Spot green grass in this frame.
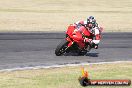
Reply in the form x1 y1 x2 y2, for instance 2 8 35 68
0 62 132 88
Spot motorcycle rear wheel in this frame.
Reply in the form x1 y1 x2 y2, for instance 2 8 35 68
78 44 91 56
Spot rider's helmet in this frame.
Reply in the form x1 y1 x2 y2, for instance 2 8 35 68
89 16 95 20
86 16 96 28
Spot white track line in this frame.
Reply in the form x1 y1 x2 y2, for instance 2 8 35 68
0 61 131 72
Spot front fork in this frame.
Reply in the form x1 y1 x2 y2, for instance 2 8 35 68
66 35 74 47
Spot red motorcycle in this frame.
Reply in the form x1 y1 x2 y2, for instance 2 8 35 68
55 24 102 56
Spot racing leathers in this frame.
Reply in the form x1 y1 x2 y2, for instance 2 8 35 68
74 20 101 49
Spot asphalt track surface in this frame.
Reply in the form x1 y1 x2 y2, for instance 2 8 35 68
0 32 132 70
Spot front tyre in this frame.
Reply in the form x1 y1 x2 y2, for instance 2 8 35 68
55 39 69 56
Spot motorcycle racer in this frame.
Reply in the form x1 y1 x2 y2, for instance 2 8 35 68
73 16 102 49
55 16 103 56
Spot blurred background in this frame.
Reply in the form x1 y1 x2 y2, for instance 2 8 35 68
0 0 132 32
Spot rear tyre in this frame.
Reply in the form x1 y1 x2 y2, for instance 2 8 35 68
86 44 91 52
55 39 69 56
78 44 91 56
78 50 87 56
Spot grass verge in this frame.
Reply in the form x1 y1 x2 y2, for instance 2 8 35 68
0 61 132 88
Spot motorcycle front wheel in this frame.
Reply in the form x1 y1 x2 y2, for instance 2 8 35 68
55 39 69 56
